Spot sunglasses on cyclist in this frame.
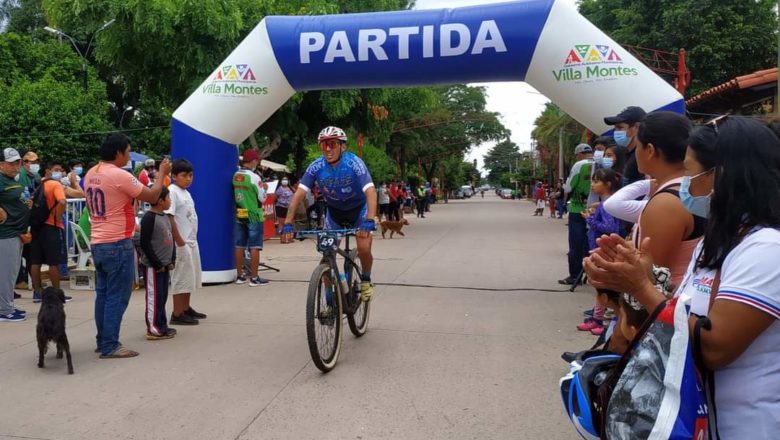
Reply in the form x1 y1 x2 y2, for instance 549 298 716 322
319 140 343 152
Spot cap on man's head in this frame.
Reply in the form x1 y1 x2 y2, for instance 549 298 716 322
604 106 647 125
2 148 22 163
144 158 155 167
242 149 260 163
23 151 38 162
574 144 593 155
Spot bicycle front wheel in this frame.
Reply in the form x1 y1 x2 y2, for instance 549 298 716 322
306 263 342 372
345 250 371 337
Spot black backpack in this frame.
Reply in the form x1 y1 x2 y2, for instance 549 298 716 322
29 178 54 229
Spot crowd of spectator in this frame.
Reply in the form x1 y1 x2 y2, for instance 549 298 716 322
557 107 780 438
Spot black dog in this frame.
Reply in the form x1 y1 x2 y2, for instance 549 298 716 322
37 287 73 374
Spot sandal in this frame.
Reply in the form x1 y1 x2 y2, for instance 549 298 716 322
99 346 139 359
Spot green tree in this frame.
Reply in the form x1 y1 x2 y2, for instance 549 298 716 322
483 139 520 184
579 0 777 95
0 32 112 161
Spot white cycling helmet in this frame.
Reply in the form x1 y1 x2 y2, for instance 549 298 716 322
318 126 348 143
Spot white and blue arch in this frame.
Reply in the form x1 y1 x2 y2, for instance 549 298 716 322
172 0 684 282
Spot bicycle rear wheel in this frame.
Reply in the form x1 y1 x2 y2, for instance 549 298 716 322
345 250 370 337
306 263 342 372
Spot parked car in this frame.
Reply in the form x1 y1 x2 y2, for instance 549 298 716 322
461 185 474 198
453 189 465 199
499 188 513 199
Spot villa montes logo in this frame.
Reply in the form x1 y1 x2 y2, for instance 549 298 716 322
202 63 269 97
553 44 638 83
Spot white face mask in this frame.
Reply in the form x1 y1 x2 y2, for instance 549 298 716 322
281 179 289 186
593 150 605 163
29 164 40 174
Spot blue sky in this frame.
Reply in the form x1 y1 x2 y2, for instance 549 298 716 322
413 0 578 170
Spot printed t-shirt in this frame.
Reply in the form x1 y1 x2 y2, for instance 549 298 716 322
298 152 373 211
233 169 266 223
165 184 198 245
43 179 66 229
676 228 780 438
85 163 144 244
0 173 29 239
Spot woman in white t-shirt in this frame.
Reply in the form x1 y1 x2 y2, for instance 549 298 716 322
584 116 780 437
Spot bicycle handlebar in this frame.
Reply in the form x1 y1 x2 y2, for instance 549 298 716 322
295 228 359 238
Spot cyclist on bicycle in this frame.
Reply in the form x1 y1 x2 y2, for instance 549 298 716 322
281 126 378 302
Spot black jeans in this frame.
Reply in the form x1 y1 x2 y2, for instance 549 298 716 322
567 212 589 279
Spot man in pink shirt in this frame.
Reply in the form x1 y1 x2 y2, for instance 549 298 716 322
85 133 171 359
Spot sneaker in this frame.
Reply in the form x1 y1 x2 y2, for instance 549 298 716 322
146 331 175 341
184 307 207 319
583 308 594 317
14 308 26 316
360 281 374 302
590 326 605 336
15 281 28 290
32 291 42 303
604 309 616 320
249 277 269 287
318 305 336 326
576 318 602 332
558 276 582 286
235 276 248 285
0 310 27 322
13 291 21 299
63 295 73 303
170 313 199 326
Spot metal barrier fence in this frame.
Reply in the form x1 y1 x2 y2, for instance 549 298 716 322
65 198 87 264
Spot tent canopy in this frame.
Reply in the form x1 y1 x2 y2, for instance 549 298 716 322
261 159 290 173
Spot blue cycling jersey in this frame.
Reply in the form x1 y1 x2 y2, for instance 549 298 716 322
299 152 374 211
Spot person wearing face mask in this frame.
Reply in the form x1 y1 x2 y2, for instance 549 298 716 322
29 160 71 304
274 175 294 243
67 159 84 189
603 106 646 187
14 151 40 293
584 117 780 438
0 148 29 322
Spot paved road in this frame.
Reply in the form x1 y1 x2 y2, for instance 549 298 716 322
0 194 594 440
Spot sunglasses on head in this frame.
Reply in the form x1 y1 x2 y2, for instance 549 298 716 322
706 114 729 134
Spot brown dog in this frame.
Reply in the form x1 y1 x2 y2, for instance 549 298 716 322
380 219 409 239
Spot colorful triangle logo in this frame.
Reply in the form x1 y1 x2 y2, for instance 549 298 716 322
606 50 622 61
585 47 602 62
243 68 256 81
575 45 590 58
564 49 582 65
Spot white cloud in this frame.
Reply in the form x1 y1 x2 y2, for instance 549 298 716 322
413 0 577 172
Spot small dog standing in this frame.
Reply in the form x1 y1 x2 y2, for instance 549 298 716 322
37 287 73 374
380 219 409 239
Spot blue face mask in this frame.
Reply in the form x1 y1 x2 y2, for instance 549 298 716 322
679 175 711 218
51 171 63 180
602 158 614 169
613 130 630 147
74 166 83 176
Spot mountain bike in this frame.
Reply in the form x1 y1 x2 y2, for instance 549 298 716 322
296 228 371 372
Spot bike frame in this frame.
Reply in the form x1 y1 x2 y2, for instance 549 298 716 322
298 228 361 310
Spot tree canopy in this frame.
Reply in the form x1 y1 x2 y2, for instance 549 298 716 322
579 0 777 96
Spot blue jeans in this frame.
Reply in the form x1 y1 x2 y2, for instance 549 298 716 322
567 212 589 280
234 221 264 250
93 239 135 355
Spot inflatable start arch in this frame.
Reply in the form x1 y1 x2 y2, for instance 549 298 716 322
171 0 684 282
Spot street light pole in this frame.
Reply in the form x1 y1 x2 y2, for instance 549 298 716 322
44 19 115 91
120 106 134 129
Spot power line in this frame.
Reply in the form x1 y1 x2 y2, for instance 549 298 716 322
0 125 169 142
